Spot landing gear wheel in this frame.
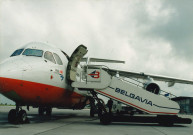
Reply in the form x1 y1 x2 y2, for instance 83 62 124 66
18 110 28 123
8 109 17 123
100 113 112 125
8 108 29 124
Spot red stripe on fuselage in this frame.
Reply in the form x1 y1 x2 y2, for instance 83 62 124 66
0 77 86 107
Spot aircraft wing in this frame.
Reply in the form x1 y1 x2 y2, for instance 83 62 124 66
107 68 193 86
80 57 193 86
81 57 125 64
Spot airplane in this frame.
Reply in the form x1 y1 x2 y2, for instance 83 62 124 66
0 42 193 124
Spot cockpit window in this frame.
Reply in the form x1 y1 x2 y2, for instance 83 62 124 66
23 49 43 57
53 53 63 65
10 49 24 57
44 51 56 64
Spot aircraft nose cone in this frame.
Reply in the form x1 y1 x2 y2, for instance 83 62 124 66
0 59 23 80
0 61 23 102
0 59 23 95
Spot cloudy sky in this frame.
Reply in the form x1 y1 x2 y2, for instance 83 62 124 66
1 0 193 103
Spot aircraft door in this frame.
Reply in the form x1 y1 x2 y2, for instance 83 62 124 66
66 45 88 82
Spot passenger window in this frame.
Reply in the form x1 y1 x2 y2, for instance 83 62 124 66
44 51 56 64
10 49 24 57
53 53 63 65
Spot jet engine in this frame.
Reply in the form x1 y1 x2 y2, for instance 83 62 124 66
143 78 160 95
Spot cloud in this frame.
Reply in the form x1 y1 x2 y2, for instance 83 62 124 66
141 0 193 61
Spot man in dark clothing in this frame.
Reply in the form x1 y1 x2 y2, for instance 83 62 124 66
107 99 113 114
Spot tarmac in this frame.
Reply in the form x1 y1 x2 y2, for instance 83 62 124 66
0 106 193 135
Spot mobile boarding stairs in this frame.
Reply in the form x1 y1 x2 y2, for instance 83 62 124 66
67 45 192 126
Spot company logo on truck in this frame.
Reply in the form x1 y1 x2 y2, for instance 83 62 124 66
115 88 153 106
88 70 100 79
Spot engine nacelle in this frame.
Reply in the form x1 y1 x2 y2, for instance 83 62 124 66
144 82 160 95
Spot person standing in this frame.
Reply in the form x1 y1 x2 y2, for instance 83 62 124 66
107 98 113 114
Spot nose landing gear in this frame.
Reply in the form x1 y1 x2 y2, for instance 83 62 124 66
8 105 29 124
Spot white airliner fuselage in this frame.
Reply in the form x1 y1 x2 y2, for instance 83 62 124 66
0 42 89 112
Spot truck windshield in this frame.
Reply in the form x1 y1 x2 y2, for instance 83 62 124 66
22 49 43 57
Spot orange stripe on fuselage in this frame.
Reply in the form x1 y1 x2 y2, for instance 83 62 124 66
0 77 86 107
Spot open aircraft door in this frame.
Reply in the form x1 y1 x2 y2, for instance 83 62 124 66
66 45 88 83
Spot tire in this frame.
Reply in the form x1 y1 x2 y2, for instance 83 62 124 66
8 109 17 123
18 110 27 123
100 113 112 125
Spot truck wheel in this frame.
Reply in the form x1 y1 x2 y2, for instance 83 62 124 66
100 113 112 125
